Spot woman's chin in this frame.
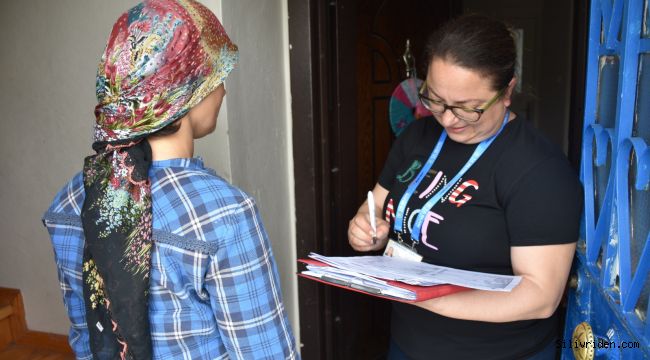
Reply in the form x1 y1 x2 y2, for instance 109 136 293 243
446 130 474 144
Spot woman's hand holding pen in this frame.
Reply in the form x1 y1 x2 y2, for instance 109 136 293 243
348 185 390 251
348 202 390 252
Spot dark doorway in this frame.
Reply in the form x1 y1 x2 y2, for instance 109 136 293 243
289 1 458 358
354 0 461 200
289 1 586 359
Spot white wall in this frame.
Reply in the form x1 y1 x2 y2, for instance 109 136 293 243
0 0 299 343
0 0 141 334
220 0 300 346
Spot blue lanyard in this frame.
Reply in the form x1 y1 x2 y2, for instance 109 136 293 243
393 111 510 242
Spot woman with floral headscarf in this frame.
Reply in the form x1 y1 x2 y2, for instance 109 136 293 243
42 1 299 359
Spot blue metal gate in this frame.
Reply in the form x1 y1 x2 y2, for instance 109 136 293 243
562 0 650 358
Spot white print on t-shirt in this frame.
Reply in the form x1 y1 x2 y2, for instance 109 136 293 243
408 208 444 250
421 169 479 207
385 198 395 222
419 170 444 199
392 168 481 251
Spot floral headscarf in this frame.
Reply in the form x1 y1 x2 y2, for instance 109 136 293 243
80 1 237 358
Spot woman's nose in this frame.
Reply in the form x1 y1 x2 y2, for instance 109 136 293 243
439 109 459 126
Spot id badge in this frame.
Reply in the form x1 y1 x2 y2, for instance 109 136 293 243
383 239 423 262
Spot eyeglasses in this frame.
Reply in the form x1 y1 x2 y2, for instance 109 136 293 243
417 83 505 123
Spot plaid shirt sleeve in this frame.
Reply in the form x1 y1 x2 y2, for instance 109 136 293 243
205 196 299 360
42 175 93 360
46 220 93 360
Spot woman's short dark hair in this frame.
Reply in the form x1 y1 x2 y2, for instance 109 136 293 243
424 14 516 91
151 119 181 137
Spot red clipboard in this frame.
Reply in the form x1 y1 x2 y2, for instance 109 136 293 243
298 258 470 303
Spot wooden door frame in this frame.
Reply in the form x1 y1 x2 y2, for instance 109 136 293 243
288 1 329 357
568 0 589 168
288 0 358 358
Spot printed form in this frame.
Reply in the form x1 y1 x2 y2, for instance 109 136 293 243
306 252 521 292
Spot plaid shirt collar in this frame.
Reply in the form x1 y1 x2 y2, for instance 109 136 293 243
151 157 206 170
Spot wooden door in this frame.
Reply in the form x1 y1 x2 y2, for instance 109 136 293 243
355 0 460 202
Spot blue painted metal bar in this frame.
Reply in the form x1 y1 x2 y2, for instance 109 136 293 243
580 5 603 276
606 0 624 50
582 1 606 266
616 138 649 312
640 38 650 52
566 0 650 357
582 125 614 263
599 44 622 55
601 0 613 39
622 201 650 313
614 0 642 302
585 4 604 133
615 0 641 146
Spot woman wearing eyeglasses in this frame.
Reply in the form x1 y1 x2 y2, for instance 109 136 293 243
348 14 581 360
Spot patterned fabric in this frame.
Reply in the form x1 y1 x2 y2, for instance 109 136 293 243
82 1 238 358
389 78 430 136
43 158 299 360
93 0 237 142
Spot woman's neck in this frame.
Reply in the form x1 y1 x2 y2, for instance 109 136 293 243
147 117 194 161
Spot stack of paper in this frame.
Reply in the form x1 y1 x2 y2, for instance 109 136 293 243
306 252 521 292
303 264 418 300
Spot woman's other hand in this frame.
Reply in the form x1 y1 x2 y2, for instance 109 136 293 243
348 185 390 252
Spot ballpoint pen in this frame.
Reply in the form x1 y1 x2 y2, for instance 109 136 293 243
367 191 377 245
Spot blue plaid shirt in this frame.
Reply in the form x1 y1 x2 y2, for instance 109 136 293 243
42 158 299 360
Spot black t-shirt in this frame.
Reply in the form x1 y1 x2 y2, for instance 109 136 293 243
378 115 581 360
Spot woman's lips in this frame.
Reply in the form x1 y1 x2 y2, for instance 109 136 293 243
447 125 467 133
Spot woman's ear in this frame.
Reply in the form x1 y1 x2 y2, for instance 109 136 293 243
503 77 517 107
